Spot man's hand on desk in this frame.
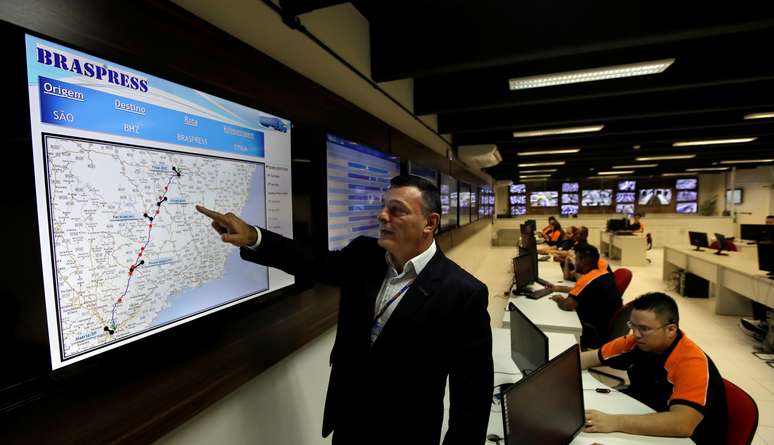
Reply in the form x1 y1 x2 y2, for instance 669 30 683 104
584 409 619 433
545 283 571 293
550 294 578 311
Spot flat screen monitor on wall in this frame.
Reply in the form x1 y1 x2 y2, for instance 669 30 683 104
726 188 743 205
562 194 578 204
676 191 697 202
616 192 635 203
561 205 578 216
530 191 559 207
581 189 612 206
562 182 579 193
510 183 526 194
511 206 527 216
676 202 698 214
618 180 636 191
407 161 438 185
25 34 295 369
510 195 526 205
459 183 471 226
440 173 458 229
639 188 672 205
327 134 400 250
616 204 635 214
675 178 697 190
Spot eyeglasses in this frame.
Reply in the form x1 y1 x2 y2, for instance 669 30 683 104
626 320 673 335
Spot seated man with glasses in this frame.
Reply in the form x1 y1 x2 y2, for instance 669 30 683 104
579 292 727 445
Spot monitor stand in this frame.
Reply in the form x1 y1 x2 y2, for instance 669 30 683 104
693 245 703 251
714 250 729 256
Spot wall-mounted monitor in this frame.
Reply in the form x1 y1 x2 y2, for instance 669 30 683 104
676 202 698 214
440 173 458 229
25 34 296 369
510 183 526 194
616 192 635 203
581 189 613 206
561 205 579 216
407 161 438 185
459 183 471 226
675 178 697 190
530 191 559 207
616 204 635 214
618 180 636 191
327 135 399 250
511 205 527 216
562 182 579 192
510 195 527 205
562 194 579 204
726 188 743 204
676 191 697 202
639 188 672 205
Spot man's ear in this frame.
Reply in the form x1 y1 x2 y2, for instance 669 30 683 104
426 213 441 235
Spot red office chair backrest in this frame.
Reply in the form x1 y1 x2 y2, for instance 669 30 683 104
613 268 632 297
709 240 738 252
724 378 758 445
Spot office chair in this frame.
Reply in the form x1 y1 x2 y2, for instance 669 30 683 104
612 268 632 298
607 303 634 341
724 378 758 445
709 239 738 252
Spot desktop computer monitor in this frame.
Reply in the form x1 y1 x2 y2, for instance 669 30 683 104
758 241 774 278
741 224 774 243
689 231 709 251
520 224 537 252
501 345 584 445
509 305 548 374
513 253 535 291
525 219 537 234
519 246 539 287
714 233 730 256
606 218 628 232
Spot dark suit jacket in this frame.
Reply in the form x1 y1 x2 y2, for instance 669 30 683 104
240 231 493 445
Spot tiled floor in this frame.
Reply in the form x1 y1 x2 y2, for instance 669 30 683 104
470 245 774 445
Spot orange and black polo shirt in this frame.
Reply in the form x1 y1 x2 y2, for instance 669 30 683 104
568 263 621 349
598 331 727 445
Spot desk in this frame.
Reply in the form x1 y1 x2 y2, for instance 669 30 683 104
600 231 649 267
663 245 774 315
503 295 583 342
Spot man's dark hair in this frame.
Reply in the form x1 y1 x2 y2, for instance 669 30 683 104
575 243 599 263
548 216 557 223
631 292 679 326
634 212 643 218
389 175 442 216
767 215 774 220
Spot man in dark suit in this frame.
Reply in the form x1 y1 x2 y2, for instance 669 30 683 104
196 175 493 445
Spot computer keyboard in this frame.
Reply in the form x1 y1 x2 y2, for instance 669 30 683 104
536 278 550 287
526 288 552 299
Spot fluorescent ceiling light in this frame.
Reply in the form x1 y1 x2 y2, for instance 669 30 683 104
519 169 558 173
519 174 552 179
518 161 566 167
517 148 581 156
513 125 604 138
672 137 757 147
598 170 634 175
612 164 658 169
635 154 695 161
520 178 550 182
744 112 774 120
685 167 729 172
662 172 697 177
719 159 774 164
508 59 675 90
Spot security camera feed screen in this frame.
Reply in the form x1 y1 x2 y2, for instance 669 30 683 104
440 173 458 229
530 191 559 207
616 192 635 203
616 204 635 214
561 205 579 215
676 202 698 214
618 180 636 191
562 194 579 204
675 178 697 190
639 188 672 205
581 189 613 206
510 195 527 205
510 184 526 194
676 191 697 202
511 205 527 216
562 182 579 192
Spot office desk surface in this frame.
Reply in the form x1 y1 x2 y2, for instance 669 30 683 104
504 295 583 341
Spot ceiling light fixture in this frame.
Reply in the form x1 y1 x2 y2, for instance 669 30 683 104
662 172 697 177
519 169 558 173
719 159 774 164
508 59 675 90
517 148 581 156
512 125 604 138
598 170 634 175
744 112 774 120
685 167 730 172
672 137 757 147
517 161 566 167
519 174 552 179
612 164 658 169
635 154 695 161
520 178 550 183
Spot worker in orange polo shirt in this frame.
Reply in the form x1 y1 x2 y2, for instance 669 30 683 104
629 212 645 233
547 244 621 348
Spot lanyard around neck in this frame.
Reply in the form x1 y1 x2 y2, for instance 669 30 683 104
373 279 415 323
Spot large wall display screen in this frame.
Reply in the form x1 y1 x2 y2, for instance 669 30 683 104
440 173 458 229
26 35 294 369
327 134 399 250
